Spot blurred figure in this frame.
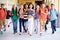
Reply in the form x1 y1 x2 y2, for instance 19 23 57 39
11 5 18 34
45 5 51 31
49 4 58 34
23 4 28 32
0 4 6 35
39 3 48 36
27 3 35 36
34 5 40 34
18 5 26 35
6 10 11 27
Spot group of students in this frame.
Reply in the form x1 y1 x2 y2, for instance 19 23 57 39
0 3 58 36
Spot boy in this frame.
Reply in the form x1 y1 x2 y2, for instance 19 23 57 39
49 4 58 34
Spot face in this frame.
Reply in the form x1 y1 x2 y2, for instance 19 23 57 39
51 5 54 9
25 4 28 8
20 5 23 9
36 5 39 9
36 5 40 11
1 5 4 8
29 4 33 9
42 4 46 8
12 4 16 9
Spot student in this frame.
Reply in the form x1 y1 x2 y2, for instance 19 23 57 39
45 5 50 31
27 3 35 36
6 9 11 27
49 4 58 34
34 5 40 34
18 5 26 35
11 5 18 34
39 3 48 35
0 4 6 35
23 4 28 32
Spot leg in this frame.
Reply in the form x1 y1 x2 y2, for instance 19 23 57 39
12 19 17 34
51 21 54 34
45 20 47 31
19 18 22 32
14 19 18 33
53 20 56 31
22 19 26 32
0 20 2 31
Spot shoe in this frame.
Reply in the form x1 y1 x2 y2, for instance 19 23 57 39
29 34 32 36
45 28 47 32
40 32 42 36
19 32 21 35
0 31 3 35
8 25 10 27
4 29 6 32
52 31 54 34
13 32 17 34
54 29 56 31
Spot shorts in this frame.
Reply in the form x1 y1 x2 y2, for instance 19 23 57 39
0 19 5 29
40 19 46 26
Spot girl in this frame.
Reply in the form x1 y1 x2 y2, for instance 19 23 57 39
23 4 28 32
39 3 48 35
34 5 40 34
27 3 35 36
11 5 18 34
19 5 26 35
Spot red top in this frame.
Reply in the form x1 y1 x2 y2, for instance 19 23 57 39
39 7 48 21
0 8 6 20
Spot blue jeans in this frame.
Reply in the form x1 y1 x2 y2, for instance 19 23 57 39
19 18 26 32
12 19 18 33
51 20 56 33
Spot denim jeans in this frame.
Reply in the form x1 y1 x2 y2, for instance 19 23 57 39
12 19 18 33
51 20 56 32
19 18 26 32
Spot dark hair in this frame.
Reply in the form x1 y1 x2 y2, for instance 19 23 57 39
1 4 4 6
24 4 28 9
28 3 34 9
35 5 39 12
51 4 54 6
46 5 49 8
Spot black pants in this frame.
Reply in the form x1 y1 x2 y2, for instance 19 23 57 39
19 18 26 32
45 19 49 31
51 20 56 33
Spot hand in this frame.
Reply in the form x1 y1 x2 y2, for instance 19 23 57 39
12 14 14 16
17 13 19 16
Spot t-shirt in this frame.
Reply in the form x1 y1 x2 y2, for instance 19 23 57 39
28 9 34 15
11 9 18 20
0 8 6 20
39 7 48 21
35 11 39 19
49 9 57 21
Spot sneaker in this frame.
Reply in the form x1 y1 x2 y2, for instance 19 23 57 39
40 32 42 36
0 31 3 35
52 31 54 34
8 25 10 27
54 29 56 31
19 32 21 35
4 27 6 32
13 31 17 34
